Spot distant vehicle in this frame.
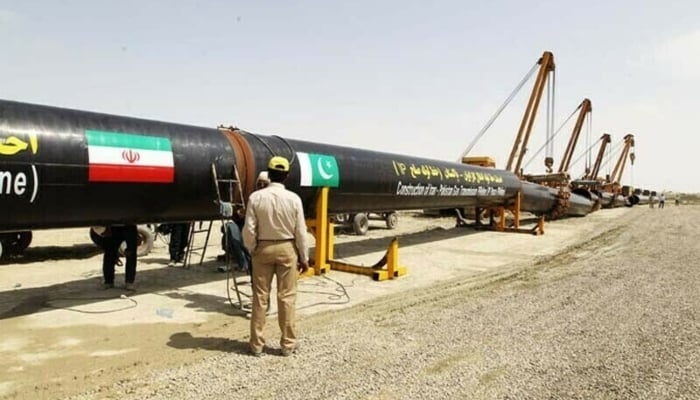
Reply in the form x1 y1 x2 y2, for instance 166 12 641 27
332 212 398 236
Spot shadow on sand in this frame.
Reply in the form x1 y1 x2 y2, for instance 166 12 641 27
167 332 250 354
0 222 483 320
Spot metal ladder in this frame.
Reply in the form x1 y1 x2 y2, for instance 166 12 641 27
182 164 245 268
183 220 214 268
210 163 252 311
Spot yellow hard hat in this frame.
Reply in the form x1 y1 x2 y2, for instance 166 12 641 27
268 156 290 172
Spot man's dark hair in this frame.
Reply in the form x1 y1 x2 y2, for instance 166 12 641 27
268 169 288 183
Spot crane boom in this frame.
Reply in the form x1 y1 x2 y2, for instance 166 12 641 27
587 133 611 180
570 133 639 209
609 134 635 186
558 98 592 173
506 51 556 175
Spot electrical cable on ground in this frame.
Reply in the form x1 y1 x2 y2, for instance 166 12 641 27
296 274 353 311
299 274 353 304
42 294 138 314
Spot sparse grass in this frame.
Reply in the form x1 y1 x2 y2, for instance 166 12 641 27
479 367 507 386
423 350 483 374
679 192 700 205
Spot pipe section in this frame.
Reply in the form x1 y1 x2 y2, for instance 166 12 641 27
0 99 594 231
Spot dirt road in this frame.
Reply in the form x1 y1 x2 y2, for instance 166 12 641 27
2 206 698 399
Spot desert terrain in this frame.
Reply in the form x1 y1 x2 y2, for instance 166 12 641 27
0 205 698 399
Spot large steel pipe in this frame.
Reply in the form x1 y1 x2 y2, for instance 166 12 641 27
600 192 616 208
601 192 637 208
568 188 602 213
0 99 592 232
0 100 235 230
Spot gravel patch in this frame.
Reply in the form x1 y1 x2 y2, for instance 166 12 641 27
66 206 700 399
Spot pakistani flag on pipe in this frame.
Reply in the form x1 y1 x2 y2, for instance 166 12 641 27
297 152 339 187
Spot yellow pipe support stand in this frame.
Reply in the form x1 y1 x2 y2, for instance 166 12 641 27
505 191 545 235
329 238 407 281
513 191 521 230
305 186 407 281
468 191 545 235
305 186 331 276
374 237 408 281
536 216 545 235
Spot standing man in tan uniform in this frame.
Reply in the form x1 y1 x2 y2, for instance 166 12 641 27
243 156 309 357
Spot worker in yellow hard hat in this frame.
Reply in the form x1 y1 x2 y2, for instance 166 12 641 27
242 155 309 357
267 156 290 173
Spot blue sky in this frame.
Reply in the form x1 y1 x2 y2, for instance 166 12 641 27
1 0 698 192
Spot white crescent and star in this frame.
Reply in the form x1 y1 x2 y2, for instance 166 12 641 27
317 158 334 179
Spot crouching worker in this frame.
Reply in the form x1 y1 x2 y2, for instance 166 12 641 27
243 156 309 357
217 171 270 272
218 217 251 274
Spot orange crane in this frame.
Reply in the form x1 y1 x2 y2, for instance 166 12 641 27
583 133 611 182
604 134 635 193
558 98 592 174
524 98 592 186
569 132 610 196
505 51 556 176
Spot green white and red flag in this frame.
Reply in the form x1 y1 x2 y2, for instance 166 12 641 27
86 129 174 183
297 152 339 187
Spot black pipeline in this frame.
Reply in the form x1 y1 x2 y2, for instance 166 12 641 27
0 99 592 232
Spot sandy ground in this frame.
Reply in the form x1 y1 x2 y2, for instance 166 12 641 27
0 206 697 399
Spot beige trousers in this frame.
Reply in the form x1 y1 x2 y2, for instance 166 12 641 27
249 241 298 353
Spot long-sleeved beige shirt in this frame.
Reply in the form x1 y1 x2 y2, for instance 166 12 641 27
242 182 309 262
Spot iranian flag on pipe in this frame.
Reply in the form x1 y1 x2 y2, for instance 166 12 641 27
86 129 175 183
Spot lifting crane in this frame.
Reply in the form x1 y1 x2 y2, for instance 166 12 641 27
524 98 592 186
569 132 610 193
506 51 556 176
604 134 635 193
584 133 611 182
558 98 592 174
